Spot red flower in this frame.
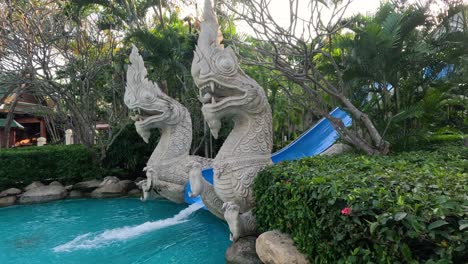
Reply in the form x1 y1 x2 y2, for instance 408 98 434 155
341 207 351 215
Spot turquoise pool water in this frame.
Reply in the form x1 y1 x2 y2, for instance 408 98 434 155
0 198 230 264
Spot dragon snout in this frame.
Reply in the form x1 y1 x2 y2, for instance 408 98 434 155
130 108 142 121
131 108 141 115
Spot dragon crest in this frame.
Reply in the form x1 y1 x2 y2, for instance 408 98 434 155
125 45 187 143
191 1 269 139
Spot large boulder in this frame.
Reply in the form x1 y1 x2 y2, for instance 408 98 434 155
0 188 22 197
19 185 67 204
91 182 126 198
226 236 262 264
49 181 64 187
99 176 120 187
321 143 352 156
127 189 141 197
24 181 45 191
256 230 309 264
73 179 101 192
0 196 16 207
119 180 137 192
68 190 84 199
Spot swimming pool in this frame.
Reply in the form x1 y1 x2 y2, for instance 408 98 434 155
0 198 230 264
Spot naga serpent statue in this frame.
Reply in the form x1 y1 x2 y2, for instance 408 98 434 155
188 0 273 241
124 45 211 204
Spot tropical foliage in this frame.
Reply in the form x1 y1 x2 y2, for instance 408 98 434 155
337 3 467 150
0 0 465 168
254 143 468 263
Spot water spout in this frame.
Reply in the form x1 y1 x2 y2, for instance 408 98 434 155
53 203 203 252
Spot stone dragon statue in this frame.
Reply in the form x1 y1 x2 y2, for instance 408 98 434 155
188 0 273 241
124 45 211 204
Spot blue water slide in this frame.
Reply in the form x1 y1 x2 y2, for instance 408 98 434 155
271 107 352 163
184 107 352 205
424 64 454 80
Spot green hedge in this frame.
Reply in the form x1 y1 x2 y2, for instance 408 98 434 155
0 145 105 189
254 145 467 263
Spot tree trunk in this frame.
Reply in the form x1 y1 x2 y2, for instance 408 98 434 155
44 114 61 144
99 120 130 162
67 103 95 148
336 95 390 155
2 91 22 148
158 1 165 29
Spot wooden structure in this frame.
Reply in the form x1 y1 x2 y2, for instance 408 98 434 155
0 119 24 147
0 89 51 147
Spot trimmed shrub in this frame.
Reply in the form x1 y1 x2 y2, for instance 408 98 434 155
254 145 467 263
0 145 105 189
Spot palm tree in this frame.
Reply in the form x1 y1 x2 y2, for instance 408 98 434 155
337 2 466 149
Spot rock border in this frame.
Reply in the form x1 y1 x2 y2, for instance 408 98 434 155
0 177 146 208
256 230 309 264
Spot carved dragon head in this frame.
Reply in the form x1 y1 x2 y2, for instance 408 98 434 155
191 0 269 139
125 45 187 143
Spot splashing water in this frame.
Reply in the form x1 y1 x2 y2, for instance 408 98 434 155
53 203 203 252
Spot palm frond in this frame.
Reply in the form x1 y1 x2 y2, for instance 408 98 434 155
380 13 403 48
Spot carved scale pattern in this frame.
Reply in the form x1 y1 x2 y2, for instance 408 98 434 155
213 107 273 213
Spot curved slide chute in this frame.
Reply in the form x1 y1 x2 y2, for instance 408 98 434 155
184 107 352 205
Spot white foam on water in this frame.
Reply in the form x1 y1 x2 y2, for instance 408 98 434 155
53 203 203 252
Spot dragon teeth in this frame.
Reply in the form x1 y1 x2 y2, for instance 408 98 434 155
202 93 212 103
210 82 215 93
200 82 219 104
